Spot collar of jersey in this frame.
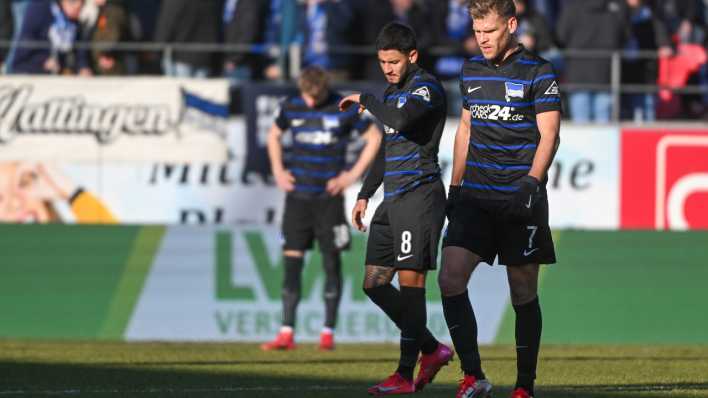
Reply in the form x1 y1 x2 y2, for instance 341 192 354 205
482 44 525 69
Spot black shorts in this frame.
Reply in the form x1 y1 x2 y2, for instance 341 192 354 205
442 195 556 266
282 194 350 252
365 180 446 270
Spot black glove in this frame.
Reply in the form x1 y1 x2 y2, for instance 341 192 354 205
503 175 540 221
446 185 462 218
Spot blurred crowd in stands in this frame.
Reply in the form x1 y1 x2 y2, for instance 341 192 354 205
0 0 706 121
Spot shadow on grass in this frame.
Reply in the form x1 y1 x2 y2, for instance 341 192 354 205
0 361 707 397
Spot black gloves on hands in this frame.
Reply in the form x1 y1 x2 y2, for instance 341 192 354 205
503 175 540 221
446 185 462 218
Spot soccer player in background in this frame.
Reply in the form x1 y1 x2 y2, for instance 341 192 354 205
339 22 453 395
439 0 561 397
262 66 381 351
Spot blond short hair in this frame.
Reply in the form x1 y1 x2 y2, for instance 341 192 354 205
468 0 516 19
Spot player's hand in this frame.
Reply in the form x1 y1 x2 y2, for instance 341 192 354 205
352 198 368 232
273 168 295 192
503 175 540 221
446 185 462 219
339 94 363 113
326 171 356 195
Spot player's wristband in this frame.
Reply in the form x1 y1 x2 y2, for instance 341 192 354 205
360 93 375 109
356 192 371 201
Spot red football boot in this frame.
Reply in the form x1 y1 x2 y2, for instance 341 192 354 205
260 330 295 351
319 331 335 351
510 387 533 398
456 374 493 398
414 343 454 391
367 373 415 396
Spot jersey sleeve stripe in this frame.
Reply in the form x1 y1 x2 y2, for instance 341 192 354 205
466 161 531 171
290 168 339 178
384 170 423 176
291 155 343 163
470 142 537 150
471 121 536 129
517 59 542 65
294 184 327 193
462 182 520 192
532 74 557 84
386 152 420 162
463 76 532 84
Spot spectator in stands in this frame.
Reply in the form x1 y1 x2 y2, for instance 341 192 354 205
0 0 13 72
8 0 91 75
653 0 704 43
154 0 222 78
5 0 41 73
622 0 672 121
89 0 132 75
348 0 395 80
514 0 555 54
429 0 473 80
531 0 561 29
300 0 355 81
224 0 277 82
390 0 435 72
557 0 627 122
121 0 161 75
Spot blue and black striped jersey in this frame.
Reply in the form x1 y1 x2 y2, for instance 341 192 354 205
460 45 561 200
358 64 447 201
275 93 371 198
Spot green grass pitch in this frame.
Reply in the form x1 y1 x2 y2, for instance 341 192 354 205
0 341 706 397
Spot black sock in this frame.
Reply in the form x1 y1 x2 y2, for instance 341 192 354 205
364 284 440 354
442 290 484 379
281 256 304 327
514 296 542 395
321 251 342 329
396 287 427 381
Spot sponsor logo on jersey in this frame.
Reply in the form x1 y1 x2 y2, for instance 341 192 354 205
295 130 337 145
505 82 524 102
397 96 407 108
469 104 525 121
323 115 340 130
411 86 431 102
544 81 560 95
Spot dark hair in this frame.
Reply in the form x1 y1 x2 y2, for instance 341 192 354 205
375 22 417 53
468 0 516 19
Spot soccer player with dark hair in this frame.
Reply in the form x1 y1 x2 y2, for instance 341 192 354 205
440 0 561 397
262 65 381 351
339 22 453 395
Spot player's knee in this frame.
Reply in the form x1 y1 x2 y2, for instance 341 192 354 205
509 284 537 306
438 269 465 296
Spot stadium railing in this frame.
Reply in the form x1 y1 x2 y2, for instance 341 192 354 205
1 40 706 122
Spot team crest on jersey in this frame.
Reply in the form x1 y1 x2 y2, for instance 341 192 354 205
412 86 431 102
544 81 560 95
397 96 407 108
504 82 524 102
